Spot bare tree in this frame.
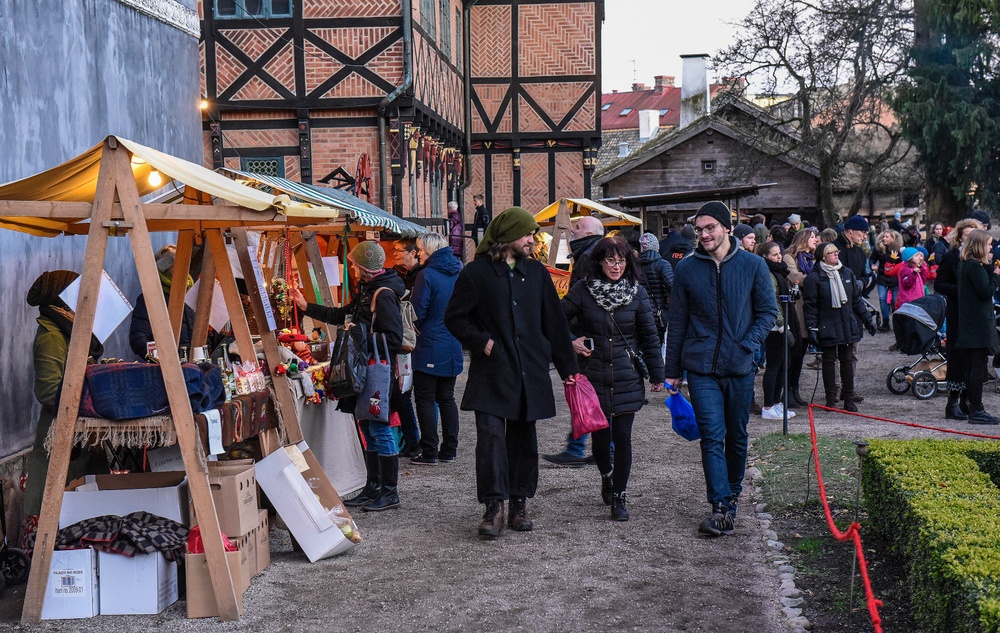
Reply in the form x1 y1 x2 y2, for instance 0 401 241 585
716 0 914 225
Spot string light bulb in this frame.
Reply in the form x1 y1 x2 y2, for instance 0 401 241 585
148 170 162 187
199 99 209 110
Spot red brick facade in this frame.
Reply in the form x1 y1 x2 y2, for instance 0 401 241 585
199 0 601 248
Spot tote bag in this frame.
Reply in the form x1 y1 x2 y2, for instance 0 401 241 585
564 374 609 439
327 323 369 399
355 333 392 423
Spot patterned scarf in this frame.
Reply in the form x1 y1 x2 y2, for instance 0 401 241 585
587 278 638 312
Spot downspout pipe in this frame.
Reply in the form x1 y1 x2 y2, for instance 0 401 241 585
459 0 480 201
379 0 414 216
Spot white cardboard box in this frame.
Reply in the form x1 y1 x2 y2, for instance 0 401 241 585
41 548 99 620
97 551 178 615
255 441 356 562
60 472 189 528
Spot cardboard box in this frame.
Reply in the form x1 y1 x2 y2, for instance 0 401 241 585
97 551 178 615
41 548 98 620
255 442 356 562
255 509 270 574
60 472 189 528
147 445 185 472
185 550 248 619
190 460 258 537
231 529 257 578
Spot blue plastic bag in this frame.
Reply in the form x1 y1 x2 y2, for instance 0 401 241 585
665 390 700 441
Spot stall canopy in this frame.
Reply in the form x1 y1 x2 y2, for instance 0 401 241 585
0 135 347 236
223 169 427 238
534 197 642 226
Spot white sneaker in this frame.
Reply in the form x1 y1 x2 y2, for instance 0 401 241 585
761 406 781 420
774 403 796 418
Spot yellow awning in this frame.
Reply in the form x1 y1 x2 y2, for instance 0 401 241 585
0 135 346 236
534 198 642 225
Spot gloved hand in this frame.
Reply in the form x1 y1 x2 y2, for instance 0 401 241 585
867 322 878 337
807 328 819 346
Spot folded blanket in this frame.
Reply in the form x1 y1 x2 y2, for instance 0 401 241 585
78 362 225 420
28 511 189 562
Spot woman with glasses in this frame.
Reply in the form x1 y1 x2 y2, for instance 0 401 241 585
561 236 665 521
803 242 877 411
783 228 819 406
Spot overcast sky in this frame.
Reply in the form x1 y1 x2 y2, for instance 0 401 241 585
601 0 755 93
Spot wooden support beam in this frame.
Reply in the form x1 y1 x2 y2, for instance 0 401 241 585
204 230 256 370
169 230 194 347
191 240 216 348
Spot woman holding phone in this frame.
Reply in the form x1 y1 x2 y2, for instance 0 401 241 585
561 236 665 521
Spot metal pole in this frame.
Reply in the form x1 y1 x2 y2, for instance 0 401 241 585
848 441 869 623
782 298 790 435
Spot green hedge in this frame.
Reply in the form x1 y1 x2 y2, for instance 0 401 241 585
863 439 1000 632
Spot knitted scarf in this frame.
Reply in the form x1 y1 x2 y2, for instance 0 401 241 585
797 251 815 276
819 261 848 308
587 278 638 312
159 271 194 296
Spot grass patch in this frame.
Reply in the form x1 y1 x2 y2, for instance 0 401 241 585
752 433 861 511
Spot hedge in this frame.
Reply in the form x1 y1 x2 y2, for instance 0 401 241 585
863 439 1000 633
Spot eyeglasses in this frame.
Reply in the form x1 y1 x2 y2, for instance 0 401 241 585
603 258 627 268
693 223 720 235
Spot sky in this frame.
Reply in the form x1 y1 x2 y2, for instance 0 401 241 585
601 0 756 93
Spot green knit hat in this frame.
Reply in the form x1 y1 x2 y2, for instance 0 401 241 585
474 206 540 257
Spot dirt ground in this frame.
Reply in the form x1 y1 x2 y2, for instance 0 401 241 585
3 323 991 633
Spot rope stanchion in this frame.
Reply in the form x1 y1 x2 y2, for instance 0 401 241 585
809 403 1000 440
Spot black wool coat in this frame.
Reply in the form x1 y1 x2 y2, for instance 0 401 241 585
803 266 873 347
444 256 579 421
562 280 664 417
956 260 1000 350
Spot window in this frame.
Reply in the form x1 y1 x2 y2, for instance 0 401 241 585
455 9 463 71
421 0 436 39
215 0 292 19
440 0 451 58
241 157 285 178
618 142 629 158
601 103 612 111
702 160 716 172
619 108 633 116
659 108 669 116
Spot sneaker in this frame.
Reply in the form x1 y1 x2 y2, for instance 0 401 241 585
409 455 439 466
727 496 739 520
778 404 796 419
698 506 735 537
438 455 456 463
542 451 587 467
761 405 782 420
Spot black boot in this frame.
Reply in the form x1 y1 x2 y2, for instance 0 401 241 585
960 392 971 415
610 492 630 521
508 497 533 531
363 455 400 512
946 391 969 420
344 452 380 507
842 392 859 413
601 471 614 506
968 408 1000 425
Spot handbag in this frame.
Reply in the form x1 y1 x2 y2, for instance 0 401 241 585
564 374 609 439
665 390 700 441
327 323 369 398
610 315 649 380
355 333 391 423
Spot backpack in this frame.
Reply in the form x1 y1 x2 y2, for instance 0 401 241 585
371 287 418 352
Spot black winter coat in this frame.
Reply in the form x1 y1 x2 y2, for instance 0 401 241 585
569 234 602 288
658 231 694 269
803 266 873 347
936 247 961 343
562 281 665 417
638 250 673 315
445 256 579 421
129 293 196 358
956 260 1000 350
834 234 872 290
303 268 405 354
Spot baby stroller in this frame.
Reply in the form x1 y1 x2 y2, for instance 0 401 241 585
886 294 947 399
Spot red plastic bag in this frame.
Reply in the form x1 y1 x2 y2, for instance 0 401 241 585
565 374 609 439
186 524 239 554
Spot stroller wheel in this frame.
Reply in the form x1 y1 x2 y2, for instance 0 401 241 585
912 371 938 400
1 548 30 585
887 365 911 395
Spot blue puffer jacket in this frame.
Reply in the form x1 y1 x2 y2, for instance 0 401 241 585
665 236 778 378
411 247 464 377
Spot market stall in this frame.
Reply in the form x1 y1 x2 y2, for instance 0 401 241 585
0 136 378 623
533 198 642 267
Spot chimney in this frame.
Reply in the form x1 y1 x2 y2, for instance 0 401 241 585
680 54 711 128
654 75 675 91
631 82 649 91
638 110 660 142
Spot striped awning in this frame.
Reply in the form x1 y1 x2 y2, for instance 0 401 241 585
223 169 427 237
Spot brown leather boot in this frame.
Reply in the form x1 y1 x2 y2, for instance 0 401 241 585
508 497 533 531
478 501 505 539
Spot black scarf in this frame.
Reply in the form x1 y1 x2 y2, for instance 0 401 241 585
766 258 791 295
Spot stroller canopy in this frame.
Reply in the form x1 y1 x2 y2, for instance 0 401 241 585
893 294 946 356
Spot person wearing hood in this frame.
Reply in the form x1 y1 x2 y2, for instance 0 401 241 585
292 240 405 512
568 215 605 287
22 270 109 546
637 232 673 347
665 201 777 538
409 232 464 466
129 244 196 359
659 220 696 269
445 207 579 538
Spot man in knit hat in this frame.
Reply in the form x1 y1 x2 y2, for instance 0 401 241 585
445 207 579 539
665 201 777 537
638 232 673 347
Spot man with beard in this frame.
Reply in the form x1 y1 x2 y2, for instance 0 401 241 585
445 207 579 538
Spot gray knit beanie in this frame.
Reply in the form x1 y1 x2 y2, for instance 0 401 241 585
349 240 387 273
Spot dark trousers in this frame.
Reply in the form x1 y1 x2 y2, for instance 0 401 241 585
413 371 460 460
762 331 787 407
391 383 420 450
962 348 989 409
592 413 635 494
787 336 806 392
474 412 538 503
821 344 855 400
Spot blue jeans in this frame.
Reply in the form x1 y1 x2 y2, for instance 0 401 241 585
877 284 893 320
361 420 397 456
564 431 587 458
687 372 754 509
